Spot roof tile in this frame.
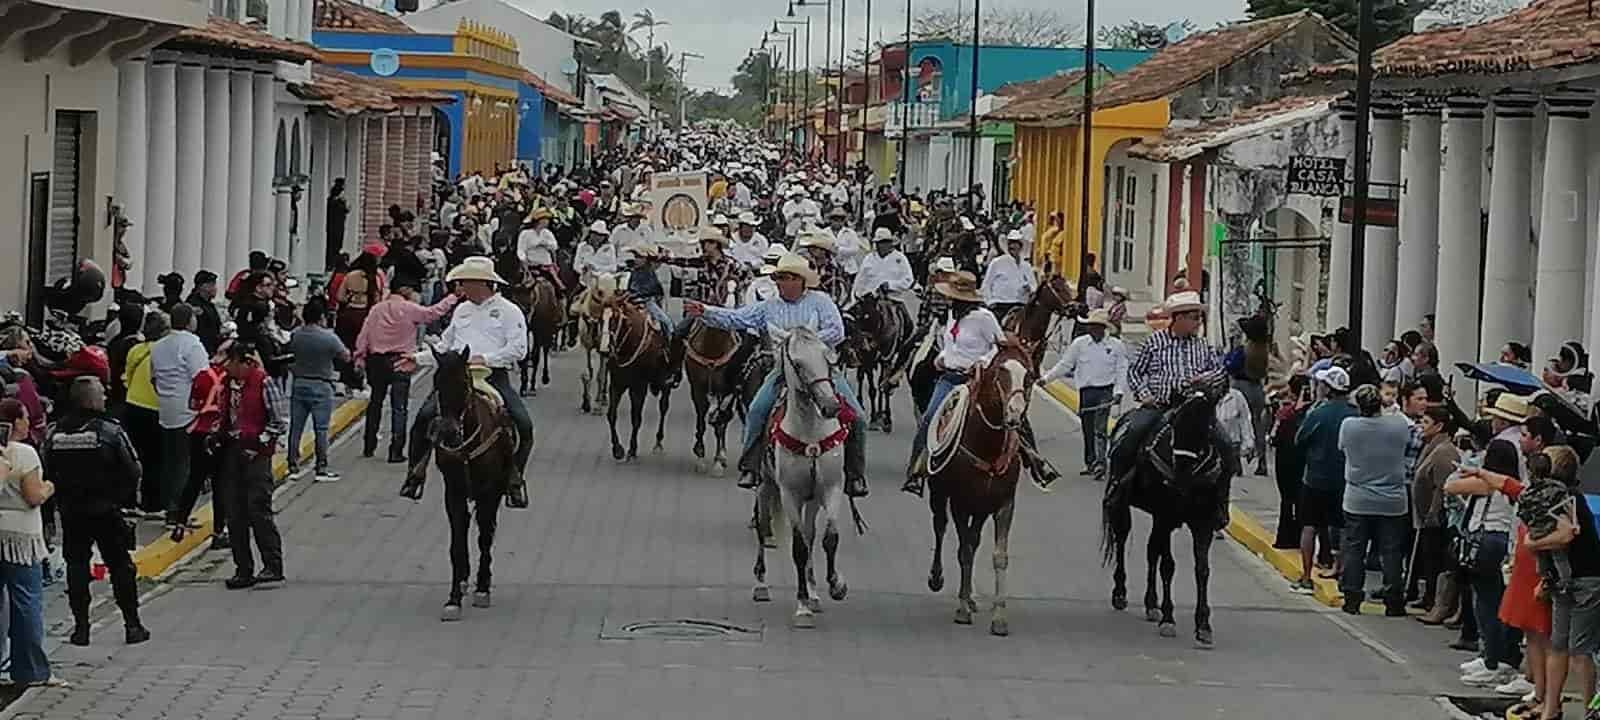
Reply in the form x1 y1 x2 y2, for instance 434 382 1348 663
291 65 453 115
163 16 322 64
1126 93 1339 162
314 0 414 33
523 71 580 107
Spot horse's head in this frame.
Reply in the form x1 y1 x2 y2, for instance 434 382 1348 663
1166 369 1230 478
431 345 472 448
772 324 840 420
1033 274 1074 316
980 344 1033 427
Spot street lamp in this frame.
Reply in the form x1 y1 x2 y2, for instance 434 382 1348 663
793 0 835 168
898 0 912 197
1076 0 1095 280
771 23 799 155
778 17 811 158
965 0 980 214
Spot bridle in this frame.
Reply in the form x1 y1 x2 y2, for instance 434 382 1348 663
432 386 506 462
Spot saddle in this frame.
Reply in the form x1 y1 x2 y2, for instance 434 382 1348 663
686 320 740 369
1107 407 1223 491
467 366 504 412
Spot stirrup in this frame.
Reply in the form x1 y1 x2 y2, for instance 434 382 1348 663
901 474 925 498
736 471 759 490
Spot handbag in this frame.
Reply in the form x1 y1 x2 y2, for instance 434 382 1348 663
1450 494 1492 571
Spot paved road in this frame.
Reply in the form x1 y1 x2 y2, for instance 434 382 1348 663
9 348 1449 720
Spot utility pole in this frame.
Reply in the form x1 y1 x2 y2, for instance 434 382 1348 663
1076 0 1095 281
838 0 848 173
898 0 911 198
678 51 703 132
1348 0 1375 344
780 16 812 157
965 0 980 215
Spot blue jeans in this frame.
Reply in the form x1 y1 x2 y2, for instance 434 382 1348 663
1338 512 1408 608
1470 531 1520 670
289 378 335 471
0 561 48 683
741 369 866 457
912 372 967 463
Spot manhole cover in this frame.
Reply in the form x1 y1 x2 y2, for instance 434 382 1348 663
599 618 763 641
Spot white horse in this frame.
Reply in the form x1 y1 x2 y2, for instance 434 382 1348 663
751 324 851 629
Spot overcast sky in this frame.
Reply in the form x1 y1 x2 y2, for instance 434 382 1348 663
497 0 1249 93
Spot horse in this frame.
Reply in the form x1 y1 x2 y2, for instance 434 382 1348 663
598 292 672 461
684 293 745 476
572 274 621 415
735 346 783 550
514 273 562 397
925 344 1033 636
841 289 913 432
1100 385 1228 648
750 325 854 629
425 347 516 622
1001 274 1075 372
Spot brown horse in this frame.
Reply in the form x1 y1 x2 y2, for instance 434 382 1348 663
599 295 672 461
513 275 563 396
684 320 744 477
925 344 1033 636
842 289 913 432
1001 274 1075 371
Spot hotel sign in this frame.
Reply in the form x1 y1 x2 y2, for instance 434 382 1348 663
1287 155 1344 197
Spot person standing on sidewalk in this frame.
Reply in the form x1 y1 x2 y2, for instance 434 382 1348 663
218 342 286 589
171 342 229 546
353 277 459 462
1292 367 1357 593
40 378 149 647
0 399 60 684
1337 384 1415 617
286 300 349 482
149 303 211 530
1037 308 1126 478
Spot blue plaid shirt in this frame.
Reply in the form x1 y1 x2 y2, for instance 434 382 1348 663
698 290 845 348
1128 330 1222 404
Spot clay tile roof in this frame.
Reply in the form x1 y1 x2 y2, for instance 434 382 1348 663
1126 93 1339 162
522 71 580 107
994 11 1353 123
1299 0 1600 84
993 68 1090 101
314 0 414 33
291 65 453 115
162 16 322 64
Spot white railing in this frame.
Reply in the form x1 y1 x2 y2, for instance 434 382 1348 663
884 101 943 136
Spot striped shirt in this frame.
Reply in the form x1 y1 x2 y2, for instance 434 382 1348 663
1128 329 1222 404
698 290 845 348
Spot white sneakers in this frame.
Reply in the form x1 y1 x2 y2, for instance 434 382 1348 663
1493 676 1535 696
1460 657 1485 674
1461 665 1518 687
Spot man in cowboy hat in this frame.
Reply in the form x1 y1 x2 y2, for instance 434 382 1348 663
1039 308 1128 477
660 229 753 384
797 229 848 306
731 212 773 270
1112 290 1235 528
401 257 533 509
916 256 962 335
684 253 871 497
983 229 1037 322
826 206 866 279
517 207 563 291
851 227 915 305
781 186 817 240
610 203 649 259
743 247 786 307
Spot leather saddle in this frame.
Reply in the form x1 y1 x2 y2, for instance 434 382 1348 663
1107 405 1223 491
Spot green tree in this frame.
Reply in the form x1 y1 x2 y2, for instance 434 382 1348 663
1097 20 1197 50
1244 0 1428 45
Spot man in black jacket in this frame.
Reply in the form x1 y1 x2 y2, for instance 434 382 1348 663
41 376 149 646
188 270 223 354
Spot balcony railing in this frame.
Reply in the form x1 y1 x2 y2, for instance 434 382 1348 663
884 101 942 136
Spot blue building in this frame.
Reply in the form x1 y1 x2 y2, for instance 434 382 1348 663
901 41 1151 121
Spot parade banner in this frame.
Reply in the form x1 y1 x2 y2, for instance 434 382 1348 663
647 170 711 258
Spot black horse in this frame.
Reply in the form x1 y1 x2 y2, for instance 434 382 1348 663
1100 385 1228 648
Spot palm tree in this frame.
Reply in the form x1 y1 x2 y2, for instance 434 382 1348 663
629 9 670 85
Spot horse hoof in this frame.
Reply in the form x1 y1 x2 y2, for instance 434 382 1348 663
990 618 1010 637
928 575 944 592
612 446 625 460
441 604 462 622
1144 608 1162 623
753 586 771 603
804 597 821 613
1158 622 1177 638
1195 630 1214 649
829 582 848 601
695 460 707 473
954 606 973 625
652 445 664 456
472 592 491 608
792 613 816 630
1111 596 1128 611
710 463 726 479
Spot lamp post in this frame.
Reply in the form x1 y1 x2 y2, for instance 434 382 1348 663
1076 0 1095 281
861 0 873 180
1347 0 1376 344
779 16 811 158
794 0 832 164
678 51 703 132
898 0 911 198
772 22 799 155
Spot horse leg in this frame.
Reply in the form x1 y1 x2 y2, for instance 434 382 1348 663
1157 526 1179 638
473 489 503 608
580 350 593 414
652 384 669 454
757 476 780 549
778 478 816 629
627 383 646 460
1143 522 1165 622
1192 525 1216 648
1108 500 1132 611
990 499 1015 637
954 509 978 625
541 342 551 385
821 481 847 602
802 500 822 612
691 383 708 468
607 376 626 460
710 396 729 478
878 362 894 433
441 476 470 621
928 487 948 592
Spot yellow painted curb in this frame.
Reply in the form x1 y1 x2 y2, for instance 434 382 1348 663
1223 505 1342 607
132 397 370 578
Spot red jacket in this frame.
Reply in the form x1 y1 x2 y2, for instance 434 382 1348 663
222 366 275 453
188 364 225 435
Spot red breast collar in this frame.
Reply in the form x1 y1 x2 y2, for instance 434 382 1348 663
768 399 857 458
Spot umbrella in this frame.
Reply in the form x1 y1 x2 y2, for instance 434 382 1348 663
1454 361 1542 395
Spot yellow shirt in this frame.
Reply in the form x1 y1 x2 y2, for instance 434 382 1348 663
123 342 160 411
709 179 728 201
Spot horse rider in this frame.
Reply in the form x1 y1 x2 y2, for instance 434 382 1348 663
1109 289 1235 528
825 207 866 281
850 227 916 309
622 243 677 378
781 186 815 241
712 213 734 244
402 257 533 509
916 256 961 336
683 253 870 498
609 204 650 258
796 229 850 307
743 247 785 308
731 212 773 270
903 271 1010 496
662 229 753 383
982 230 1036 322
517 207 563 291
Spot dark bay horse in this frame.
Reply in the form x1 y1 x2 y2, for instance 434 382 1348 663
842 289 913 432
427 347 515 621
685 320 744 477
599 295 672 461
513 275 562 396
1001 274 1075 372
926 344 1033 636
1101 384 1228 648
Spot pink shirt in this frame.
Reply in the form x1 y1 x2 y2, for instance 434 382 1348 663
354 294 459 362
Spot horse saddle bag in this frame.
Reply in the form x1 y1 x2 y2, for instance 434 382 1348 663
928 382 973 475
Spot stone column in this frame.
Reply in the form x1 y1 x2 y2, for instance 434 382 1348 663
202 67 231 277
1534 92 1593 365
1328 102 1356 330
114 60 148 293
305 115 329 276
227 69 254 277
344 117 364 250
250 71 275 258
268 0 284 38
1481 92 1538 362
174 62 206 284
283 0 300 42
1396 103 1441 336
145 60 178 292
1437 97 1487 388
1361 101 1403 349
299 0 314 43
274 187 291 265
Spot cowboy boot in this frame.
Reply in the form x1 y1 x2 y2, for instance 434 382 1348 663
844 429 869 498
400 450 430 500
903 453 927 497
1418 572 1459 625
736 440 763 490
506 466 529 509
1020 423 1060 489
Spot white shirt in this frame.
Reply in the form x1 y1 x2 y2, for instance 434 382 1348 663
734 182 753 208
782 199 817 238
1215 388 1256 459
982 255 1036 305
439 294 528 370
610 223 648 258
831 227 866 274
419 248 448 283
851 250 915 301
1041 334 1128 396
517 227 558 266
731 232 772 269
574 241 618 283
936 308 1004 371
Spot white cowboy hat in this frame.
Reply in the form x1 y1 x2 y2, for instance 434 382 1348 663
1082 308 1111 326
588 220 610 234
1163 290 1204 313
445 256 507 285
771 252 820 288
738 212 760 226
762 246 786 262
1110 285 1128 298
711 214 730 227
872 227 898 243
797 230 836 254
786 185 806 197
621 203 646 218
932 256 957 274
1005 229 1024 242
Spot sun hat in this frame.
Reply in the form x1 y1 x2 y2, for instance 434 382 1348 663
588 220 610 234
1005 229 1024 242
934 271 982 303
1313 366 1351 393
872 227 897 243
738 212 760 226
797 230 836 254
1164 290 1204 314
1082 308 1111 326
445 256 507 285
711 214 730 227
771 252 820 288
1484 393 1532 424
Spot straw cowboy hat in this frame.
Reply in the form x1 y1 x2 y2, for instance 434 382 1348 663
1484 393 1532 424
1164 290 1204 313
527 207 554 222
738 211 760 226
771 252 820 288
445 256 507 285
797 230 836 254
1082 308 1111 327
621 203 646 218
711 214 730 227
696 228 730 247
872 227 898 244
588 220 610 235
934 271 982 303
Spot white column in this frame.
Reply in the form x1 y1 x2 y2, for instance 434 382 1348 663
1328 103 1356 331
250 71 276 258
1396 105 1442 335
274 187 291 263
1361 102 1403 349
227 69 254 277
114 60 148 294
1481 93 1538 362
174 62 206 285
145 60 178 293
300 0 314 43
268 0 284 38
1534 93 1593 365
1437 97 1487 387
283 0 300 42
202 67 231 277
344 117 364 251
306 116 329 276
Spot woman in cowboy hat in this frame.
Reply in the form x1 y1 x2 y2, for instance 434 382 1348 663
402 256 533 509
797 229 848 306
517 207 563 291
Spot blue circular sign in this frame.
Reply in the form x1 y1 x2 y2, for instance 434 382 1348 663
370 48 400 77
